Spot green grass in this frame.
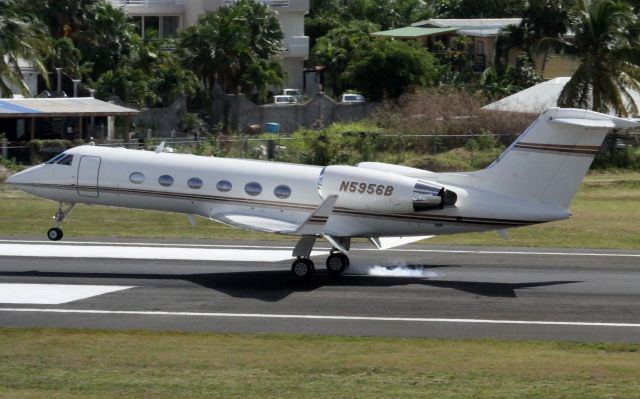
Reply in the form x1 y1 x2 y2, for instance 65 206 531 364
0 328 639 399
0 172 638 248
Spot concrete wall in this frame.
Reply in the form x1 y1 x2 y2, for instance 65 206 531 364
213 92 379 133
133 98 187 132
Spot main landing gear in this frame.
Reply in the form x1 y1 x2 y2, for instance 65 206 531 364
47 202 75 241
290 235 351 280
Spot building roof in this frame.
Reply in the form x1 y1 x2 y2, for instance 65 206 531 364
372 26 458 38
0 97 139 118
482 77 640 116
412 18 521 37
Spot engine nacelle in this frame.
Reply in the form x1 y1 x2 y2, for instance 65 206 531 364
356 161 435 177
318 165 457 213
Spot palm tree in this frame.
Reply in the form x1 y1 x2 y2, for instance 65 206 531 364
179 0 284 102
0 0 50 97
558 0 640 116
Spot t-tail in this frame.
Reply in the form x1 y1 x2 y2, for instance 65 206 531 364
474 108 638 209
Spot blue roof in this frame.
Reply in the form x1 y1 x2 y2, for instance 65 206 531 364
0 100 41 115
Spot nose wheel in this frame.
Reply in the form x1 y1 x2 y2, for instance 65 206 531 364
47 227 63 241
47 202 75 241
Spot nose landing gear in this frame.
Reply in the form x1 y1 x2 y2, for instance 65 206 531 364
47 202 75 241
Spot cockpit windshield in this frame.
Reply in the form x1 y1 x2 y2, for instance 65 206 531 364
45 152 73 165
57 154 73 165
45 153 67 164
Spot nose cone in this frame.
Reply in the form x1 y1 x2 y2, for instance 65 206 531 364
5 170 22 186
5 165 45 188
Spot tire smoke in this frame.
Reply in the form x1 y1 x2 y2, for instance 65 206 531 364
348 261 439 278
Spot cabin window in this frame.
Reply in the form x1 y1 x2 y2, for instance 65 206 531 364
217 180 232 192
187 177 203 189
129 172 145 184
245 182 262 196
274 185 291 199
57 155 74 165
45 153 67 164
158 175 174 187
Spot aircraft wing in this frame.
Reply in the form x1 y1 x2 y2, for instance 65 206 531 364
211 195 339 235
369 235 434 250
212 213 299 233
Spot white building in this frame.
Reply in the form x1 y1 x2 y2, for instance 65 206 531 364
108 0 309 88
1 57 40 98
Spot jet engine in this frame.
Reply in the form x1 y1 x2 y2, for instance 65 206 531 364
318 165 457 213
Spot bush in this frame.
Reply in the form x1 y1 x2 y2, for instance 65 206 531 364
374 88 530 151
593 146 640 170
279 122 382 165
28 139 72 164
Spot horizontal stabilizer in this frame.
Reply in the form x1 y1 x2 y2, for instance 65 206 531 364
369 235 434 250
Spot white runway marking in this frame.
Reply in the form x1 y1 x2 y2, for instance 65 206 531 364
0 284 133 305
0 239 638 258
0 243 326 262
0 307 639 328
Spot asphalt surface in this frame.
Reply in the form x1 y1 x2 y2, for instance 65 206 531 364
1 237 639 342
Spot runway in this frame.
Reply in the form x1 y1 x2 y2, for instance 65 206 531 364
1 237 639 342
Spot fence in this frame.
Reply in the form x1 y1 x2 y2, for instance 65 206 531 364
3 130 639 171
6 131 639 173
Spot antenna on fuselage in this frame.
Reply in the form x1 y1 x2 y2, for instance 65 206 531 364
155 141 166 153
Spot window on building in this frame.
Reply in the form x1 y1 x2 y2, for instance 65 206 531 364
132 15 180 39
131 16 142 35
162 16 179 37
144 16 160 35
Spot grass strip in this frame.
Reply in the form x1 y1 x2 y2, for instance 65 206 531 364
0 328 639 399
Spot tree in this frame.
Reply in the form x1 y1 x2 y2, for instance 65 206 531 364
344 39 440 101
495 0 573 74
480 54 543 99
179 0 284 102
313 21 440 99
312 21 380 96
558 0 640 116
25 0 135 82
95 32 199 108
0 0 50 97
306 0 432 47
429 0 526 18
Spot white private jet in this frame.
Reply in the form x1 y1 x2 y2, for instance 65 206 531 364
6 108 637 279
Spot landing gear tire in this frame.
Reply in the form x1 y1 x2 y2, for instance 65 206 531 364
326 253 349 275
47 227 63 241
291 258 315 280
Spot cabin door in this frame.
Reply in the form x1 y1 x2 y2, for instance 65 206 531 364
77 155 101 197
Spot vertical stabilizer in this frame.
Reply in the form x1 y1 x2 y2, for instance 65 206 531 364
476 108 637 209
